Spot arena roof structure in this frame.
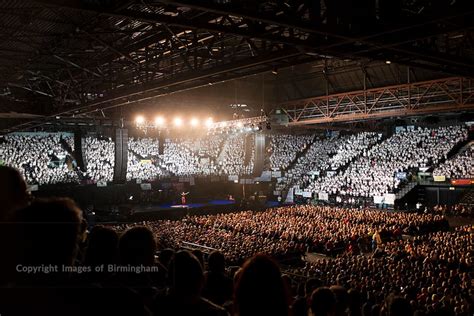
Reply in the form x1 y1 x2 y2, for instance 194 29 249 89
0 0 474 133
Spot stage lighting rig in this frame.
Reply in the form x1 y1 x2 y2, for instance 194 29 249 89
190 118 199 127
209 115 269 133
135 115 166 134
173 117 183 127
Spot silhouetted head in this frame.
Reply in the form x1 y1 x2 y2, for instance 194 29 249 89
119 226 156 265
330 285 349 316
208 251 226 274
85 225 118 266
310 287 337 316
14 198 83 266
159 248 175 269
192 249 205 268
170 250 204 298
386 295 412 316
306 278 323 296
234 254 289 316
0 166 29 220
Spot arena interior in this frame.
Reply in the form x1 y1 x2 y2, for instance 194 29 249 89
0 1 473 316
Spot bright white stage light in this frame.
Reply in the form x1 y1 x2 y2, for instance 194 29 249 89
173 117 183 127
205 117 214 128
154 116 165 126
135 115 145 125
190 118 199 127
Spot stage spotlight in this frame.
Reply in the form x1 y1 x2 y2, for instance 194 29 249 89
190 117 199 127
173 117 183 127
205 117 214 128
154 116 165 126
135 115 145 125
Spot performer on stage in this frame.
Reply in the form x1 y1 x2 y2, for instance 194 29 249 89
181 192 189 205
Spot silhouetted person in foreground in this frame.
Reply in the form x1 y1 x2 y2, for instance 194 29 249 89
116 226 160 300
203 251 233 306
234 254 290 316
0 166 30 285
13 198 83 280
310 287 337 316
1 198 83 316
84 225 119 282
292 277 323 316
384 295 413 316
0 166 29 221
153 250 228 316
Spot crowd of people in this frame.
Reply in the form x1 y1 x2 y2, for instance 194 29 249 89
0 133 79 185
327 132 381 170
163 139 220 176
83 136 115 183
181 134 226 159
127 153 164 182
268 134 314 171
433 144 474 179
112 205 448 264
0 165 472 316
126 136 165 181
430 204 473 217
291 226 472 316
275 136 340 194
217 134 254 176
129 137 161 158
309 126 468 197
0 125 470 191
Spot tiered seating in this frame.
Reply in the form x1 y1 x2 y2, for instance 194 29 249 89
0 133 78 185
84 137 115 182
309 126 467 197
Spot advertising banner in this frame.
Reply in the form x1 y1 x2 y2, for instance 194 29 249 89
260 171 272 181
28 184 39 192
285 188 294 203
395 172 407 180
302 191 312 198
451 179 473 186
433 175 446 182
140 183 152 191
272 171 282 178
373 195 385 204
318 192 329 201
384 193 396 205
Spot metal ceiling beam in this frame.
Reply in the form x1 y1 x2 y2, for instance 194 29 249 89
153 1 474 75
157 0 474 47
282 77 474 125
34 0 474 78
78 28 139 66
1 48 307 133
289 103 474 125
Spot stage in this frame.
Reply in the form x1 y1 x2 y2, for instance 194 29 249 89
134 199 236 213
126 199 281 221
